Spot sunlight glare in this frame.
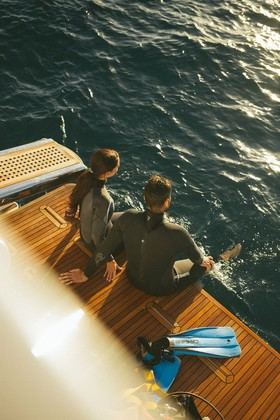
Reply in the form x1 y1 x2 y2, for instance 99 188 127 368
236 141 280 173
255 27 280 51
32 309 84 357
0 238 11 276
0 226 142 420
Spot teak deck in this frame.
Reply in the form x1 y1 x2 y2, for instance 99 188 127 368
1 184 279 419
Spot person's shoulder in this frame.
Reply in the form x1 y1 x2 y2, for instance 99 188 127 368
100 187 112 200
163 219 191 237
121 208 143 219
163 219 186 232
118 209 143 225
95 188 113 208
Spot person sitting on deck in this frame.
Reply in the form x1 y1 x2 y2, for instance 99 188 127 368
60 175 214 295
65 148 120 251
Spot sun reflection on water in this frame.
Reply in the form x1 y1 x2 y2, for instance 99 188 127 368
236 141 280 174
255 27 280 51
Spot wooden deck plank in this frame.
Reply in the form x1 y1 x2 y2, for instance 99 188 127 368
16 225 76 256
188 371 230 405
178 350 271 420
215 350 276 410
95 291 152 328
1 183 279 420
224 370 279 419
201 349 265 410
0 213 51 240
86 278 141 314
162 287 204 315
251 382 280 420
175 358 220 396
0 185 71 226
13 231 74 265
238 369 280 419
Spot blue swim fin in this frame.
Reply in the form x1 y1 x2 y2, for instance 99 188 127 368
169 326 236 339
137 328 240 393
138 337 181 392
174 345 241 358
167 327 241 358
143 352 181 392
138 327 241 363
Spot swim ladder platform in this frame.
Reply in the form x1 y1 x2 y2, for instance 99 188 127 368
1 184 279 419
0 138 86 199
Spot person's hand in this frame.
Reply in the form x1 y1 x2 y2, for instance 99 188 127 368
64 207 80 227
200 256 215 272
104 260 122 283
59 268 88 285
64 207 76 220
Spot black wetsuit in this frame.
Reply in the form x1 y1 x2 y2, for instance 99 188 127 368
84 209 205 296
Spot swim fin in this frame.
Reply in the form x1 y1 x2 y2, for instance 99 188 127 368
167 327 241 358
143 352 181 392
174 345 241 358
138 337 181 392
169 326 237 339
137 327 241 392
138 327 241 363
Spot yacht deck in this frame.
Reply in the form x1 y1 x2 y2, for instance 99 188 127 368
1 184 279 419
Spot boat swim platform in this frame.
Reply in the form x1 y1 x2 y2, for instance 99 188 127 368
1 184 279 420
0 138 86 200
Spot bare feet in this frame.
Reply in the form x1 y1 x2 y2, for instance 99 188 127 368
200 256 215 272
219 243 242 262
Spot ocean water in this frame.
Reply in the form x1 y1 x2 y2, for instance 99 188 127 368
1 0 279 350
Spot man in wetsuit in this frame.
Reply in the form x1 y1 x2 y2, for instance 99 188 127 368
60 175 214 296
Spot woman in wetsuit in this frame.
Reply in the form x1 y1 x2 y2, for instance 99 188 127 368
65 149 120 250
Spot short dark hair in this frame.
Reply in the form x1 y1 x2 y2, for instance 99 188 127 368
144 175 172 209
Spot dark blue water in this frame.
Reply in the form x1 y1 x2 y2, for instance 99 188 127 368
1 0 279 350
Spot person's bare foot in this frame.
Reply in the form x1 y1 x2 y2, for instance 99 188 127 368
219 243 242 262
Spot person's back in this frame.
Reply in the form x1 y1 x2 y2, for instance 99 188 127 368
110 209 203 295
79 180 114 248
65 149 119 250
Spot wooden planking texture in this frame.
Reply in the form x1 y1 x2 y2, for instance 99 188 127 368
1 184 279 420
